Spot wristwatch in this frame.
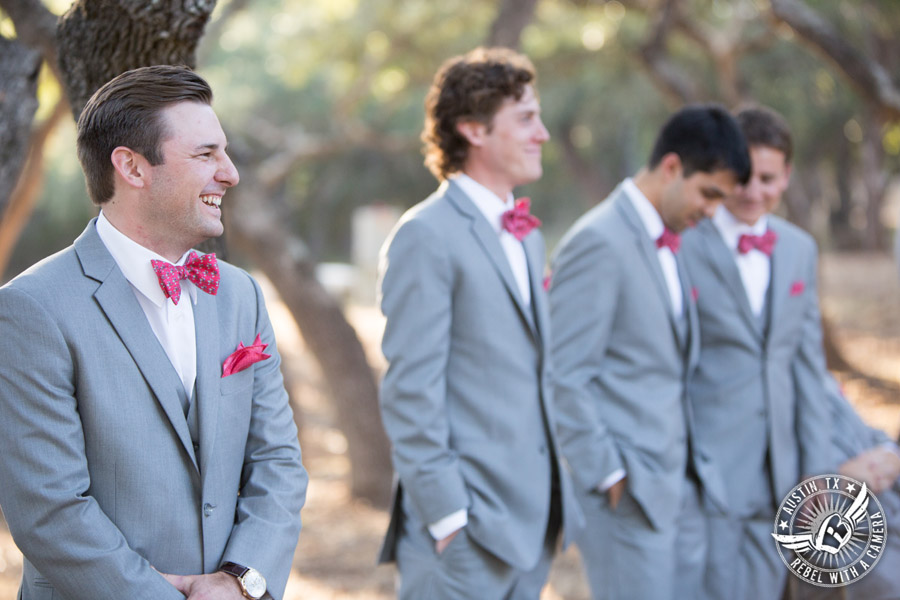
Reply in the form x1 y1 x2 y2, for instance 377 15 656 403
219 562 266 599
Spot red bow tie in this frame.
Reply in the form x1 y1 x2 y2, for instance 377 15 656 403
502 197 542 241
656 228 681 254
151 251 220 305
737 230 777 256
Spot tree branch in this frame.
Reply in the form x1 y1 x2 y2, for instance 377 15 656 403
637 0 700 105
768 0 900 120
486 0 538 49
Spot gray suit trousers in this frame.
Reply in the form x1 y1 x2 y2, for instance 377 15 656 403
575 476 705 600
395 497 560 600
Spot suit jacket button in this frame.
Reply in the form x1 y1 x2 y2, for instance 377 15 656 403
203 503 215 517
539 445 547 455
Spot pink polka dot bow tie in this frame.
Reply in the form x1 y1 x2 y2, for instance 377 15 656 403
656 228 681 254
502 197 542 241
737 230 778 256
151 251 220 305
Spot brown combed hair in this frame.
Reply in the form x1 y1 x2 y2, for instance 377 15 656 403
422 47 536 181
735 105 793 164
76 65 213 205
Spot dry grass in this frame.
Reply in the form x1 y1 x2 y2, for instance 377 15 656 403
2 251 899 599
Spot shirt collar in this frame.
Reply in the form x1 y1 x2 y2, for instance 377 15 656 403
712 204 769 252
452 173 514 235
622 178 665 241
95 211 198 307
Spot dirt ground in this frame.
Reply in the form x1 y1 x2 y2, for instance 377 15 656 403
2 251 899 599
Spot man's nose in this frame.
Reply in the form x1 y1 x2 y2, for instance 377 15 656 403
217 153 240 187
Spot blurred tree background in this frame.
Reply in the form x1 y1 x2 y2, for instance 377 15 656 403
5 0 899 271
2 0 900 508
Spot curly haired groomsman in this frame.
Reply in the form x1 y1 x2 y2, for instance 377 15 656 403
377 47 583 599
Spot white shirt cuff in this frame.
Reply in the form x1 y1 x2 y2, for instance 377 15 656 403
428 509 468 540
597 468 627 493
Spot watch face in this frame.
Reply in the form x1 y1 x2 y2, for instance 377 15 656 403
241 569 266 599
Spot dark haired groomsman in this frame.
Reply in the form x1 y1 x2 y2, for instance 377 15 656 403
550 104 751 600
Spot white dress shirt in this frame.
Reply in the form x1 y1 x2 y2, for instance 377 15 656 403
96 212 199 400
426 175 534 541
712 205 771 317
623 178 683 318
454 174 531 306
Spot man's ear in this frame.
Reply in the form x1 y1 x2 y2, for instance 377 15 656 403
781 162 793 191
110 146 148 190
456 119 487 147
659 152 683 181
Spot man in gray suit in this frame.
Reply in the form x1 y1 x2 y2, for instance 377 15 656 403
377 47 583 599
824 376 900 600
0 66 307 600
679 106 833 599
550 105 750 600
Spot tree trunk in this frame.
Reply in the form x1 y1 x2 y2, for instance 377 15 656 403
0 36 42 221
57 0 215 119
0 99 69 277
860 111 888 251
226 180 392 508
829 140 855 250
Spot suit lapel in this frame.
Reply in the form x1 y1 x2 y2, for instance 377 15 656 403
444 181 537 337
765 219 792 349
524 233 547 348
193 289 220 485
76 222 199 472
696 220 763 344
614 192 682 347
676 252 699 366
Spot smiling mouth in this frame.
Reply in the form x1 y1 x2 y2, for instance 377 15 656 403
201 195 221 208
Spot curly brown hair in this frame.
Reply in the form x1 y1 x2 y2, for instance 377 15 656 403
422 47 536 181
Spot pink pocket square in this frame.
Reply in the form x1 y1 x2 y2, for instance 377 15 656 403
222 334 271 377
790 281 805 296
691 287 699 302
543 272 552 292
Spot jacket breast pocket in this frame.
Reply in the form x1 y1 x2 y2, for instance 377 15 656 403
219 367 254 396
30 577 56 599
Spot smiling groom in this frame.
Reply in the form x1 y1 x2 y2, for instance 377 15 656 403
0 66 307 600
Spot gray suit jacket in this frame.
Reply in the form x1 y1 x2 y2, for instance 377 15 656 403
549 184 700 531
823 375 892 461
0 220 308 600
681 216 833 517
376 179 583 571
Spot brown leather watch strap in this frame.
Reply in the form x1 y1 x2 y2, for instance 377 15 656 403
219 561 249 579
